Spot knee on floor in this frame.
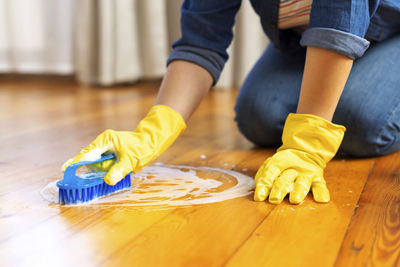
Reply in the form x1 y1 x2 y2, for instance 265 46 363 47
235 99 400 157
234 90 288 147
339 112 400 157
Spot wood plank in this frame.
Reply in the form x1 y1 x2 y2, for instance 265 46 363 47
101 198 271 267
335 151 400 267
225 158 376 267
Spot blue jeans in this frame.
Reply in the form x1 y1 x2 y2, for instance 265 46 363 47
234 35 400 157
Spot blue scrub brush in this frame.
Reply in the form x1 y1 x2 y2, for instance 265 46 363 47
57 154 131 204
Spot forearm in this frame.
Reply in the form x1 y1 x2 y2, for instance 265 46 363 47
155 60 213 121
297 46 354 121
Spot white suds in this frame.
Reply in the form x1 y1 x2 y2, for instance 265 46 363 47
41 164 255 207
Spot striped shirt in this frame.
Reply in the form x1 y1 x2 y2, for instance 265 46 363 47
278 0 313 29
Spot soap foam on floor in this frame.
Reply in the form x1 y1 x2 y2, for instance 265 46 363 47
41 163 255 207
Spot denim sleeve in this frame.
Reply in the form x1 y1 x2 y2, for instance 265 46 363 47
300 0 381 59
167 0 242 84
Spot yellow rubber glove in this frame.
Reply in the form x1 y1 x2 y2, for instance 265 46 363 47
62 105 186 185
254 113 346 204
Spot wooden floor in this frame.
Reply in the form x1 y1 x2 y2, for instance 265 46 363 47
1 79 399 267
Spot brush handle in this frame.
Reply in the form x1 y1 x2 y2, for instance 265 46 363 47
63 154 116 183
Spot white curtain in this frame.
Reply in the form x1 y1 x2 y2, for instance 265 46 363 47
0 0 75 74
75 0 171 85
0 0 268 88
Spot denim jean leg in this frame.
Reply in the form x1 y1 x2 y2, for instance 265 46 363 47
333 34 400 157
234 44 306 147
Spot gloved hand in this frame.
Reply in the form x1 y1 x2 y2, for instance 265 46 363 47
62 105 186 185
254 113 346 204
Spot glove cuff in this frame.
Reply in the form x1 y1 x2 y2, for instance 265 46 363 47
150 104 187 133
278 113 346 166
136 104 187 138
133 105 186 164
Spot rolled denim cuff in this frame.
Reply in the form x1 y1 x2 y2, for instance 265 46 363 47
300 27 370 59
167 46 224 85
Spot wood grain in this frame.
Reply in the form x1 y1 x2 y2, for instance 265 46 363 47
225 158 375 267
0 79 397 267
336 152 400 267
